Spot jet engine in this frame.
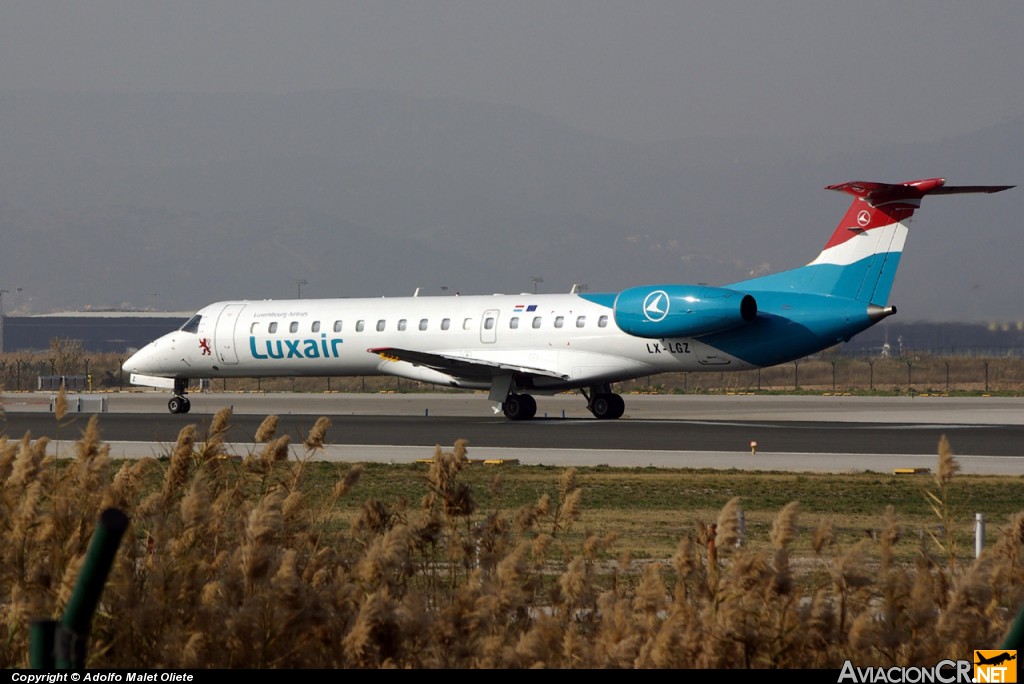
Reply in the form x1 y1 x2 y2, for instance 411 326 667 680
613 285 757 339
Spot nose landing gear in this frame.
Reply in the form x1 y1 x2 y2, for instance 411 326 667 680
168 395 191 414
168 378 192 414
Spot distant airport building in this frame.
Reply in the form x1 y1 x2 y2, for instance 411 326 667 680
0 311 190 354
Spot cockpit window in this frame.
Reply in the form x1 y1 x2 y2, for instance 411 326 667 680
180 315 202 334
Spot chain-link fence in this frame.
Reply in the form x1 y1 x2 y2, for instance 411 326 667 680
618 355 1024 394
4 352 1024 394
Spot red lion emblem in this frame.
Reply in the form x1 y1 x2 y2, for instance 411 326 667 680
199 338 212 356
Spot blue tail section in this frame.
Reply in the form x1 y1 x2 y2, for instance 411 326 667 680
731 179 1013 304
585 179 1012 370
709 179 1015 367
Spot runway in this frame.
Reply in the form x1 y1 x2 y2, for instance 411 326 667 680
3 391 1024 475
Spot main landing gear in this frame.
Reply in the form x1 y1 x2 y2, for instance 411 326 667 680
168 378 191 414
582 384 625 420
502 393 537 420
500 385 626 421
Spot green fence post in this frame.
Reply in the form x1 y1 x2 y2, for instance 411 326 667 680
55 508 130 669
29 619 57 669
1001 599 1024 651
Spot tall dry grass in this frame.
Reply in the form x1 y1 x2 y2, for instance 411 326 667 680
1 413 1022 668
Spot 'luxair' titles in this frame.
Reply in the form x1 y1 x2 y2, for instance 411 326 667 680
249 334 344 360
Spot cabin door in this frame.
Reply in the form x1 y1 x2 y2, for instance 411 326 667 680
214 303 246 365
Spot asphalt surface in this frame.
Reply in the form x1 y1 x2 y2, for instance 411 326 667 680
3 391 1024 473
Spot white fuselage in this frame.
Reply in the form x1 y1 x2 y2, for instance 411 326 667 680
123 292 750 392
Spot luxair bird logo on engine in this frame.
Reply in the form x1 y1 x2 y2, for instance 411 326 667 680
614 285 758 339
642 290 670 322
249 334 344 360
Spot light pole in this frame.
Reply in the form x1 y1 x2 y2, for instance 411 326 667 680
531 276 544 294
294 278 308 299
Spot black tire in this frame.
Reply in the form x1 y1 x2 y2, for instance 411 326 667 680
168 396 185 414
518 393 537 420
606 393 625 419
503 393 537 421
591 393 625 420
181 397 192 414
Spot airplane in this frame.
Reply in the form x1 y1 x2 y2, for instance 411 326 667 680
976 652 1016 667
122 178 1013 419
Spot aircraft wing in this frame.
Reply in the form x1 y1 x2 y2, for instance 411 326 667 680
368 347 569 381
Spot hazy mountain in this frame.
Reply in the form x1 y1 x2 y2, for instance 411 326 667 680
0 89 1019 321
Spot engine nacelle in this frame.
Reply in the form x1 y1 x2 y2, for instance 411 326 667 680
613 285 757 339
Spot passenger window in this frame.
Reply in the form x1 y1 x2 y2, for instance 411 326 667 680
269 322 278 333
356 320 365 332
484 317 495 330
554 316 564 328
250 323 259 334
510 316 519 329
441 318 451 330
312 321 321 333
463 318 472 330
598 315 608 328
576 316 586 328
180 315 202 334
377 320 386 332
334 320 343 332
419 319 428 331
289 321 299 333
398 319 407 331
532 317 542 329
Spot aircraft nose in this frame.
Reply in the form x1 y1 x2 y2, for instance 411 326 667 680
121 348 145 374
122 342 160 374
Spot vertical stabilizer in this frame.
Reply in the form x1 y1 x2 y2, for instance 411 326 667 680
734 179 1013 303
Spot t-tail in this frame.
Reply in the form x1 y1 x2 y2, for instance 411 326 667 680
734 178 1014 308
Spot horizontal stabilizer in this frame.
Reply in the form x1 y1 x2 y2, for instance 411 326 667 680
927 185 1016 195
826 178 1014 205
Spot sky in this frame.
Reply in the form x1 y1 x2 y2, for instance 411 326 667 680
2 0 1022 145
0 1 1021 325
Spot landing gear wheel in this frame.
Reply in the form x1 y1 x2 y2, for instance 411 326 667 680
168 396 191 414
502 393 537 421
590 393 625 420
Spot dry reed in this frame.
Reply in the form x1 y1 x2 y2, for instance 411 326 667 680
0 411 1022 668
